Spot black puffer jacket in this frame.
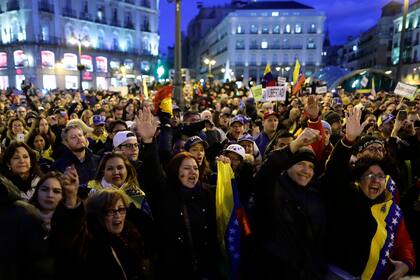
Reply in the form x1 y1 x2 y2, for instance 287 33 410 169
253 147 327 280
140 141 221 280
0 175 53 280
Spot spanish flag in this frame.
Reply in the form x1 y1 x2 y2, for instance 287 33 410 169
293 59 301 84
153 85 173 116
216 161 251 279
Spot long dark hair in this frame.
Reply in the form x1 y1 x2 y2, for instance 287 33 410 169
30 171 64 210
94 152 137 185
3 141 42 178
166 152 199 186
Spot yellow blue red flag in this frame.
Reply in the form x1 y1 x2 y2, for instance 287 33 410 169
216 161 251 279
262 64 276 88
293 59 301 84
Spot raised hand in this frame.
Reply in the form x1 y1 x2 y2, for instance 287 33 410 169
345 107 366 142
304 95 320 120
290 127 321 153
135 106 158 144
62 165 79 208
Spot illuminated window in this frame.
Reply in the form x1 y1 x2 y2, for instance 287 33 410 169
285 24 291 34
250 24 258 34
295 24 302 34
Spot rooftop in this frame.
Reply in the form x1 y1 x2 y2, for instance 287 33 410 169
239 1 314 10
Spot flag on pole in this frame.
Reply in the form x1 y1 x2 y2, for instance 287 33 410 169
143 78 149 99
293 59 301 84
292 73 306 95
371 78 376 96
224 60 231 82
216 161 251 279
262 64 276 88
153 85 173 116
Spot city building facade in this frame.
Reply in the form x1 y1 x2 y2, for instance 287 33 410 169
191 1 325 82
337 1 401 72
392 0 420 85
0 0 159 90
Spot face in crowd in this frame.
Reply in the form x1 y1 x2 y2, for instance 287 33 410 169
178 157 199 188
230 122 244 139
287 160 315 187
358 165 386 200
357 143 385 161
225 151 242 171
238 140 254 155
8 146 31 177
36 176 63 212
187 142 205 166
64 127 88 153
115 139 139 161
103 156 128 187
104 198 127 235
263 115 279 134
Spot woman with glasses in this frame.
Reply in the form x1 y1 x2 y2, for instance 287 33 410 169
49 182 150 280
2 117 29 148
323 108 416 279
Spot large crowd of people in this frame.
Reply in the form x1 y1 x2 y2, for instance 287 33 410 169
0 79 419 280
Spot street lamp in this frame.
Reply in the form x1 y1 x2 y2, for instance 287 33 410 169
168 0 184 109
69 36 90 91
203 58 216 78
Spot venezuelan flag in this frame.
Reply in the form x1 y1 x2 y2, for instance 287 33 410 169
262 64 276 88
216 161 251 279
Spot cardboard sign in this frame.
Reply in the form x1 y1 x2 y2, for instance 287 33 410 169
394 82 418 101
251 85 263 102
262 86 287 101
277 76 286 85
360 76 369 87
316 86 327 94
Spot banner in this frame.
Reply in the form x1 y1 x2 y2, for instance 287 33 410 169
41 50 55 69
0 52 7 69
96 56 108 73
394 82 418 101
262 86 287 101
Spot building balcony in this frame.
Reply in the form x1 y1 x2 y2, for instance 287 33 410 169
235 46 245 50
124 20 135 29
62 8 78 18
110 19 121 27
126 0 135 4
38 35 62 45
79 12 92 21
308 30 317 34
95 17 107 24
141 26 151 32
291 45 303 49
271 45 281 49
249 45 259 50
7 0 20 11
141 0 151 8
38 1 54 13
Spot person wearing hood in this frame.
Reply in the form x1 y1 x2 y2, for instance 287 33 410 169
253 127 327 279
135 107 221 279
322 108 416 279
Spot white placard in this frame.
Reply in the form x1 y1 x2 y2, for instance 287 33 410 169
262 86 287 101
360 76 369 87
277 76 286 85
394 82 418 100
316 86 328 94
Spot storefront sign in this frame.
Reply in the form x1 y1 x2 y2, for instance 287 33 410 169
41 50 55 69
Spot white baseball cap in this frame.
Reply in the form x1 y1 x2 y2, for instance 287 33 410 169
224 144 245 160
113 131 137 148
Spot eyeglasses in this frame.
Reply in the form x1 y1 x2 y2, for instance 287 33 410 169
365 146 385 153
105 207 127 217
120 143 138 149
362 173 386 181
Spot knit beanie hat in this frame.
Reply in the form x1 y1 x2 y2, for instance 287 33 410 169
286 148 317 170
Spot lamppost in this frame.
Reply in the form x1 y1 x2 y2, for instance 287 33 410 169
203 58 216 79
275 66 291 80
168 0 184 109
69 36 90 91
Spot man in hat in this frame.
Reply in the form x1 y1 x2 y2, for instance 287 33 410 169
255 111 279 156
253 127 326 279
227 115 245 141
87 115 108 154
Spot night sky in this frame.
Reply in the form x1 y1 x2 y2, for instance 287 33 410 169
159 0 393 53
